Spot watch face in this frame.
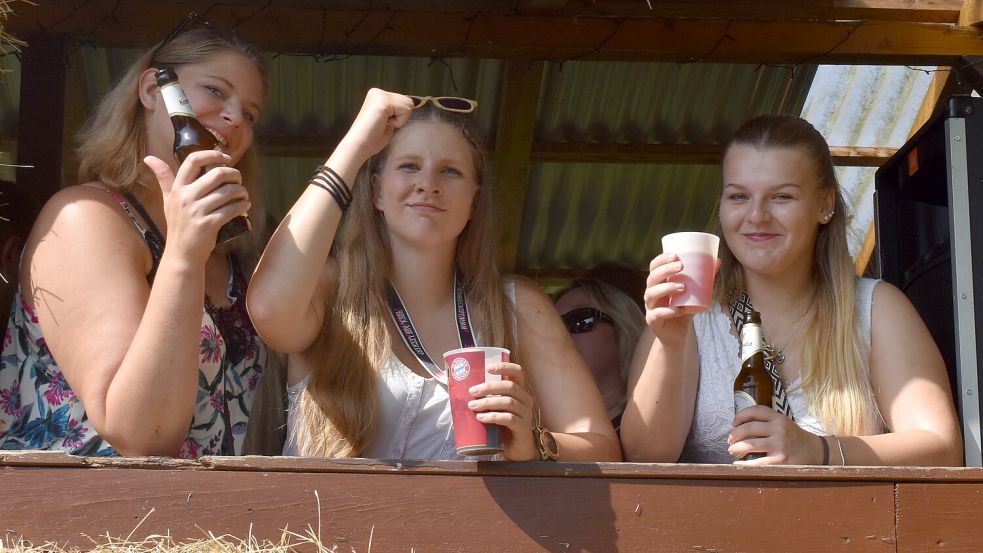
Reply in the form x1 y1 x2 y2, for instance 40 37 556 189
539 428 558 460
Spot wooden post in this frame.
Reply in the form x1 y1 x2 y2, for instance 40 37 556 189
493 59 544 273
959 0 983 26
16 35 67 205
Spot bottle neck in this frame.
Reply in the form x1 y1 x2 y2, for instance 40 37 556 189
159 81 196 118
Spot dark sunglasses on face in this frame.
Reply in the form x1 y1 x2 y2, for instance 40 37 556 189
561 307 614 334
408 95 478 113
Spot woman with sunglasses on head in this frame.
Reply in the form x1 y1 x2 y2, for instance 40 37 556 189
0 25 276 457
554 263 646 432
621 115 961 466
248 89 620 461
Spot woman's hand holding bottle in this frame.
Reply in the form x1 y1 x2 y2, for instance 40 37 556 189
143 150 249 264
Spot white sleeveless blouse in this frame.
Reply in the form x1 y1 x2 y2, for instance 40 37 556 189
283 281 516 460
679 278 879 464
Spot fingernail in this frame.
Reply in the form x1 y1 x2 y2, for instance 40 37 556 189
476 413 488 421
676 283 685 291
467 400 479 409
469 386 480 395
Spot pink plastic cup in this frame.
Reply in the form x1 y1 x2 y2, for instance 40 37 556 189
661 231 720 314
443 346 509 456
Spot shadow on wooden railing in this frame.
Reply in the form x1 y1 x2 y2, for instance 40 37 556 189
2 451 981 552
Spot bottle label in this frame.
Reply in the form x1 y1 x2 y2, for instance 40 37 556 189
740 323 764 363
160 81 196 118
734 390 757 412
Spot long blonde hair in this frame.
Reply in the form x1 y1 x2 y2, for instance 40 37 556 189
296 106 519 457
75 27 270 272
714 115 882 436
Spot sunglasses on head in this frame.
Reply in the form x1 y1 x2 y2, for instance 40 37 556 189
150 11 215 66
561 308 614 335
408 95 478 114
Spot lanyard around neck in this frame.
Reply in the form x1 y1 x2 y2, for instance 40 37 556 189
727 289 795 420
386 271 476 384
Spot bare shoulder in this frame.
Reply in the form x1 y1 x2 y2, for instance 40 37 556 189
868 279 938 358
30 184 144 245
24 183 152 291
869 280 919 324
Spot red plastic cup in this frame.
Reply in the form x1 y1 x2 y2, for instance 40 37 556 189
661 231 720 313
443 346 509 456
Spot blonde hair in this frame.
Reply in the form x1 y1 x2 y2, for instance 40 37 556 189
296 106 518 457
75 27 270 272
714 115 882 436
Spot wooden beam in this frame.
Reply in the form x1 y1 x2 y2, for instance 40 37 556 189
533 143 897 167
16 35 66 205
175 0 967 22
7 2 983 64
494 60 544 273
60 45 90 187
959 0 983 26
259 136 896 167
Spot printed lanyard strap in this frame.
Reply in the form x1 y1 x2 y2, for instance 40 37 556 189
387 271 476 384
727 290 795 420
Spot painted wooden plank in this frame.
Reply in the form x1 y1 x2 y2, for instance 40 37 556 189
0 464 897 552
896 482 983 552
5 452 983 482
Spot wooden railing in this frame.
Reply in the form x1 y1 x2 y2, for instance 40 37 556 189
2 451 981 552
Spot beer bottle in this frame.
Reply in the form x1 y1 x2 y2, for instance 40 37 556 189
734 310 772 460
155 68 251 245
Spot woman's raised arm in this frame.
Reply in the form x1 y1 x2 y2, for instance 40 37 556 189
247 89 414 353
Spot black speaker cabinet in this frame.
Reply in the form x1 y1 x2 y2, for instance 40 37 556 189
875 95 983 466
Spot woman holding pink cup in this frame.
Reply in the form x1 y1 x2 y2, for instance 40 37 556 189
622 115 960 467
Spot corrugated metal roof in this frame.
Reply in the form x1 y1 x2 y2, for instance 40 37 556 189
0 43 938 277
801 65 934 257
520 61 815 273
258 53 503 218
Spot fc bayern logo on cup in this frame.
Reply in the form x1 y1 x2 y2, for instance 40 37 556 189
450 357 471 381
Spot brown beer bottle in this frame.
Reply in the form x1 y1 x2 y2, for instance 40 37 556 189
734 310 772 460
155 68 251 245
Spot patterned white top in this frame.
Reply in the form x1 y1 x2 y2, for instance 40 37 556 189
678 278 879 464
284 281 516 460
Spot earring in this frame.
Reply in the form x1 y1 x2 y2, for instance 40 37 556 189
823 212 833 223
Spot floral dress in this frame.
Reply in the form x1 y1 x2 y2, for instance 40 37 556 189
0 191 268 457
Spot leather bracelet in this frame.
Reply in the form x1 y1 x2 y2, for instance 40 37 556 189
318 165 353 204
309 177 348 212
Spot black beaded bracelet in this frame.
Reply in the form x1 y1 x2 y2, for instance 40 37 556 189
309 177 348 212
319 165 352 204
309 167 351 212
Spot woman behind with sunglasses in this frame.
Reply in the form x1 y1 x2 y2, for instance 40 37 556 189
554 263 646 432
622 115 961 466
0 27 276 457
247 89 620 461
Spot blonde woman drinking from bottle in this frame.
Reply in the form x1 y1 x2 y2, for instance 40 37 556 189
622 115 962 466
0 24 273 457
247 89 620 461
